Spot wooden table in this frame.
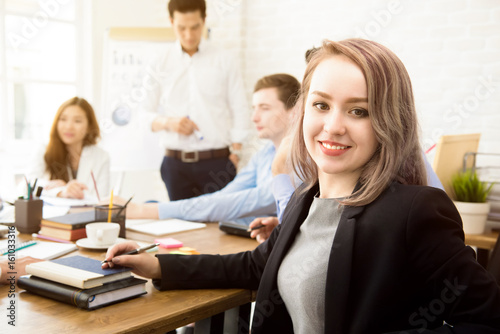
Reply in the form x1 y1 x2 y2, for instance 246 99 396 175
1 223 258 333
465 230 499 267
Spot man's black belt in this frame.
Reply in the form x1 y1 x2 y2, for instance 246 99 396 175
165 147 230 163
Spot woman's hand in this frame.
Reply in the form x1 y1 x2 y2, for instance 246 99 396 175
249 217 279 244
0 256 44 285
102 241 162 279
44 179 67 190
59 180 88 199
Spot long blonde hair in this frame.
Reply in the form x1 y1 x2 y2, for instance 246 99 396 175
291 39 426 206
44 97 100 181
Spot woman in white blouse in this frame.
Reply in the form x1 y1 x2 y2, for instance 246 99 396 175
28 97 109 199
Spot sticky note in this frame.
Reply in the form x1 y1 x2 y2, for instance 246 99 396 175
179 246 196 252
169 250 200 255
154 237 183 249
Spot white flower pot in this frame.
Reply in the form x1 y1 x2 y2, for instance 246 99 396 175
453 201 490 235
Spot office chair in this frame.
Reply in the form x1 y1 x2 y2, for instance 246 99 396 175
487 234 500 286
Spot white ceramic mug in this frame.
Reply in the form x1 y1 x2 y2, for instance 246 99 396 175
86 222 120 246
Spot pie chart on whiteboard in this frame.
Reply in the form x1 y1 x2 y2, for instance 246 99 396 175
112 105 132 126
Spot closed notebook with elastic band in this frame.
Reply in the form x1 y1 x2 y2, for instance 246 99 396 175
18 275 147 310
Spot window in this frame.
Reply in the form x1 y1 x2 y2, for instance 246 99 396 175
0 0 89 195
0 0 88 145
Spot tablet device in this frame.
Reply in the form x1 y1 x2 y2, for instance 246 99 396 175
219 220 252 238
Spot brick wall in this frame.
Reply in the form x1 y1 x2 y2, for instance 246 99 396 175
207 0 500 165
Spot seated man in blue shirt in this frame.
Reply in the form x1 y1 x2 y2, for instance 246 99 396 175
113 73 301 222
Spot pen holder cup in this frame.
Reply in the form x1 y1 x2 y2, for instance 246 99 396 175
15 199 43 234
95 204 126 238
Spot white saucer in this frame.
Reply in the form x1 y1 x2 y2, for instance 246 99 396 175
76 238 126 250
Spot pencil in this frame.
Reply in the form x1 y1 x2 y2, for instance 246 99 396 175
91 171 101 201
32 233 73 244
108 190 114 223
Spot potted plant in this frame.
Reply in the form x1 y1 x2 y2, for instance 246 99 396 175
451 169 495 234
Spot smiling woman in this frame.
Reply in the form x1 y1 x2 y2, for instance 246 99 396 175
292 39 426 206
26 97 110 200
302 56 379 199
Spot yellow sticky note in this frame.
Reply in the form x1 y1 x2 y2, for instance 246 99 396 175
179 247 196 252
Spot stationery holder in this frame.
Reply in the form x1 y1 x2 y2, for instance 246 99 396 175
15 199 43 234
95 205 126 238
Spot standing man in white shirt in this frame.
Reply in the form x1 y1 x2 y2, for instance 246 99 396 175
145 0 249 201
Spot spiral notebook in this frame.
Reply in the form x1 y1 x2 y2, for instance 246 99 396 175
0 240 77 260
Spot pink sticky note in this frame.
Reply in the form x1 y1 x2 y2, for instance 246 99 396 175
154 237 183 249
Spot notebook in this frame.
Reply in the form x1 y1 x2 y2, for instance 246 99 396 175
126 219 206 235
26 255 132 289
18 275 147 310
126 219 206 242
41 195 98 207
0 240 77 260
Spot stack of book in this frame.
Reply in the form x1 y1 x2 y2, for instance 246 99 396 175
39 211 96 241
18 255 147 310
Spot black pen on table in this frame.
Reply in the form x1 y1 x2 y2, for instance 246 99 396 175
247 225 265 232
101 243 160 264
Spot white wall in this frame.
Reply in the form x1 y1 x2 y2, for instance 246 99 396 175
90 0 500 201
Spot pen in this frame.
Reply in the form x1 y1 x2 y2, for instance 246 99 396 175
193 129 204 141
24 176 30 200
186 116 203 140
101 243 160 263
91 171 101 201
32 179 38 199
116 195 133 217
425 143 436 154
27 183 32 200
247 225 265 232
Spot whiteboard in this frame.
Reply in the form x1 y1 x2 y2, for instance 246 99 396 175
100 28 176 171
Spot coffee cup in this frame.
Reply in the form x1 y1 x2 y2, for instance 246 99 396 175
86 222 120 246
